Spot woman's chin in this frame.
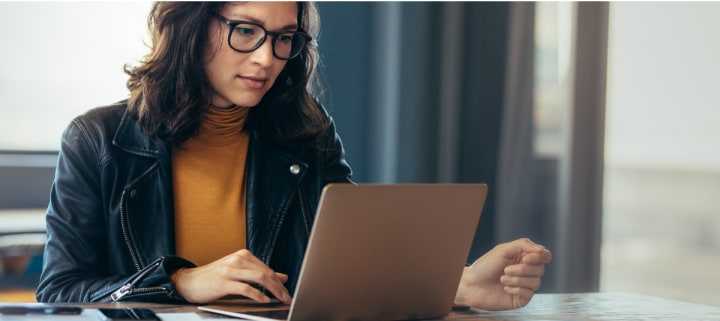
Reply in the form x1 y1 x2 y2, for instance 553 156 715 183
212 90 266 108
224 97 262 108
219 99 260 108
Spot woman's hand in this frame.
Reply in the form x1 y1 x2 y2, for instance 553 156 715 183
171 249 292 304
454 238 552 310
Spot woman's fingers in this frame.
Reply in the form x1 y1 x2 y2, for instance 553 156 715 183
504 263 545 277
275 272 289 283
499 239 551 263
214 250 292 304
232 249 267 267
521 250 552 265
224 281 272 303
500 275 541 291
224 267 291 304
227 250 286 283
173 251 293 305
503 286 533 308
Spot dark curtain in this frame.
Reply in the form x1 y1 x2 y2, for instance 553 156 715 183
317 2 512 262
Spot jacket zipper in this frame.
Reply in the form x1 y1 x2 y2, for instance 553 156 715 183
118 161 160 272
107 188 163 302
297 188 311 237
120 189 143 271
115 286 168 301
108 258 166 302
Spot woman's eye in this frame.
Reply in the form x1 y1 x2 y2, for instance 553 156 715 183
236 27 256 36
278 34 293 44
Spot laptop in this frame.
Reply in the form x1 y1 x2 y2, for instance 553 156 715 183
199 184 487 321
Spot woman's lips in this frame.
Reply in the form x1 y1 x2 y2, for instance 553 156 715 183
236 75 267 90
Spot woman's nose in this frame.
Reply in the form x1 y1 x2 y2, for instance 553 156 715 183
250 37 275 67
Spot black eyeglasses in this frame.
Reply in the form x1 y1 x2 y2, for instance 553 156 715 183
213 14 312 60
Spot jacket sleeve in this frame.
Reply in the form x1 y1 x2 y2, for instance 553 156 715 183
36 119 194 303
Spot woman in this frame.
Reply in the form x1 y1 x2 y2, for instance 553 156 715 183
36 2 552 310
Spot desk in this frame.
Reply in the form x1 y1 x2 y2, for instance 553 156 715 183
1 293 719 320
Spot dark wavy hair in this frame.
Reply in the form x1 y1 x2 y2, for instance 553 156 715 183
125 2 328 145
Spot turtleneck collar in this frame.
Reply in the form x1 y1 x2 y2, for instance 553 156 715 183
193 104 250 146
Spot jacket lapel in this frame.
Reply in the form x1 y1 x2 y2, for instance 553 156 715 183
155 138 176 256
245 130 308 263
112 110 160 158
112 109 175 261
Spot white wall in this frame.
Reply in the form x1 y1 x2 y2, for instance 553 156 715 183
0 2 152 151
605 2 720 171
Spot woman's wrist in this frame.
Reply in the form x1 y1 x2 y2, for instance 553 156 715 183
171 267 190 285
454 267 471 305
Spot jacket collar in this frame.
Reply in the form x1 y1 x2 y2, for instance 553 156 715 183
111 108 309 166
112 109 162 158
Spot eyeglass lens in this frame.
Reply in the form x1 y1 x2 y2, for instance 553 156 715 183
229 23 307 59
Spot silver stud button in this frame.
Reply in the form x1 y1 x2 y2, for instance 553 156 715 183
289 164 301 175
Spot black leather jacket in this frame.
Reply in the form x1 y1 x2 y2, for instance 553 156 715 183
36 101 353 303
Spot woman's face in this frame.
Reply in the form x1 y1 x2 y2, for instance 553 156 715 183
205 2 298 108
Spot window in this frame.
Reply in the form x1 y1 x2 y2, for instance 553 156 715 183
602 2 720 306
0 2 152 151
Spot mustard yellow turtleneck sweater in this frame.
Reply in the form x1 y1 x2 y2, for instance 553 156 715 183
172 105 250 266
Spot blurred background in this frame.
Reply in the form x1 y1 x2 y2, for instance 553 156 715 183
0 1 718 306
